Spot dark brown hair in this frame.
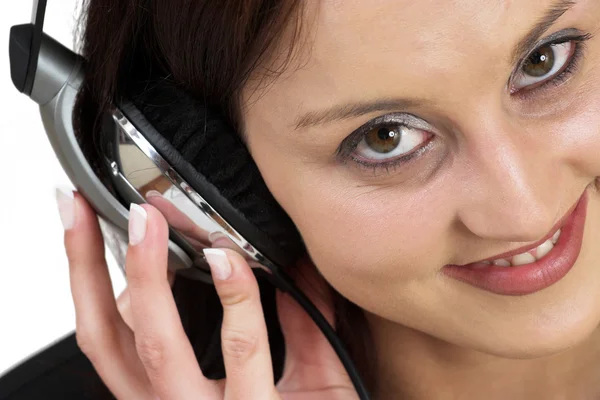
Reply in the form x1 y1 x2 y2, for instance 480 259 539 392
74 0 375 392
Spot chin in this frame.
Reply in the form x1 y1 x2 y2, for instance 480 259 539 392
472 297 600 360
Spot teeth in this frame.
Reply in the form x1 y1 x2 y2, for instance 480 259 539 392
535 239 554 259
482 229 562 267
511 252 536 266
492 259 511 267
551 229 561 244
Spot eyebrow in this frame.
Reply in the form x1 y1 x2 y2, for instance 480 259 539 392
293 0 576 131
294 98 425 130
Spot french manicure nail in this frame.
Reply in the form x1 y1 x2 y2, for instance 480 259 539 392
56 187 75 230
145 190 162 198
203 249 232 280
129 204 147 246
208 231 226 243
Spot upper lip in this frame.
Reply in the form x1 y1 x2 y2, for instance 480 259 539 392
467 197 581 264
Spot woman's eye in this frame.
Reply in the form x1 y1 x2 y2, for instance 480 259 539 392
512 41 576 91
353 124 429 162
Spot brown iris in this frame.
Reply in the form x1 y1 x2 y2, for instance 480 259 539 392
523 45 555 77
365 126 402 153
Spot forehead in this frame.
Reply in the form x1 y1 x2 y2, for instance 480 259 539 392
316 0 510 45
304 0 567 60
310 1 562 76
242 0 587 128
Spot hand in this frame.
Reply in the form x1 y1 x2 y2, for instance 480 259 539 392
57 189 358 399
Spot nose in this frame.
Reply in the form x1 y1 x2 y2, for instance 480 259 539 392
455 111 559 243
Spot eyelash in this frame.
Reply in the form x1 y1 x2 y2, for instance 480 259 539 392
512 33 592 100
336 117 435 175
337 32 593 175
350 138 435 175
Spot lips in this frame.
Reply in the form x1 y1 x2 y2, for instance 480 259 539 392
442 190 589 296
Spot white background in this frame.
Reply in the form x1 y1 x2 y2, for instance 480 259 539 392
0 1 125 374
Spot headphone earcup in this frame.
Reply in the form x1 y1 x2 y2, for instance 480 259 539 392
114 79 301 383
117 79 306 269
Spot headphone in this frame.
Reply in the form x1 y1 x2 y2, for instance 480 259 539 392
8 1 370 399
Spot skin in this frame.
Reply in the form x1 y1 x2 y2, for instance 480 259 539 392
239 0 600 398
64 193 355 399
64 0 600 399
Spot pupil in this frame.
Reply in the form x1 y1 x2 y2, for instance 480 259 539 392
378 128 394 140
523 45 554 77
532 52 545 64
366 126 402 153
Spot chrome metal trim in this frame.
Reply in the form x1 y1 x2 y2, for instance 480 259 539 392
110 108 274 272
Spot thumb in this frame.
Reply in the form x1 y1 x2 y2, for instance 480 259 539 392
276 257 352 391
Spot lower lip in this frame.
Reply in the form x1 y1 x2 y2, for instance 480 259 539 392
443 192 589 296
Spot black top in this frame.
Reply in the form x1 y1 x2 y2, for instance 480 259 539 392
0 332 115 400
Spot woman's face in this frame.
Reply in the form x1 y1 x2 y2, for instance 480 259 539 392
241 0 600 358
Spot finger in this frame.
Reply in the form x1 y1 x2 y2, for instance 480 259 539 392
203 249 278 399
116 289 133 330
276 258 351 390
208 231 249 256
125 203 221 399
59 189 154 399
117 271 176 331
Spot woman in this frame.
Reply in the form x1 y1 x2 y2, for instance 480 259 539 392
57 0 600 398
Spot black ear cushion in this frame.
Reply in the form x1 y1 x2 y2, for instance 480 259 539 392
117 79 305 268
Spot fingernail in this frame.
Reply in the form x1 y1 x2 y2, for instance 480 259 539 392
208 231 226 243
203 249 232 280
208 231 234 249
208 231 243 253
145 190 162 198
129 204 147 246
55 187 75 230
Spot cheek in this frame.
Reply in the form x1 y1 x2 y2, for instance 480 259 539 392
559 91 600 178
247 133 454 306
292 190 446 307
558 48 600 174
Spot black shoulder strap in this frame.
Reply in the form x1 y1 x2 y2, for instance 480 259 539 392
0 332 114 400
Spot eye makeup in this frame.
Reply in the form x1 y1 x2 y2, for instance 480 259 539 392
509 28 593 97
334 28 594 178
335 113 436 175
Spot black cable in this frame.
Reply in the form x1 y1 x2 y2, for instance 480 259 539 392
270 270 371 400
